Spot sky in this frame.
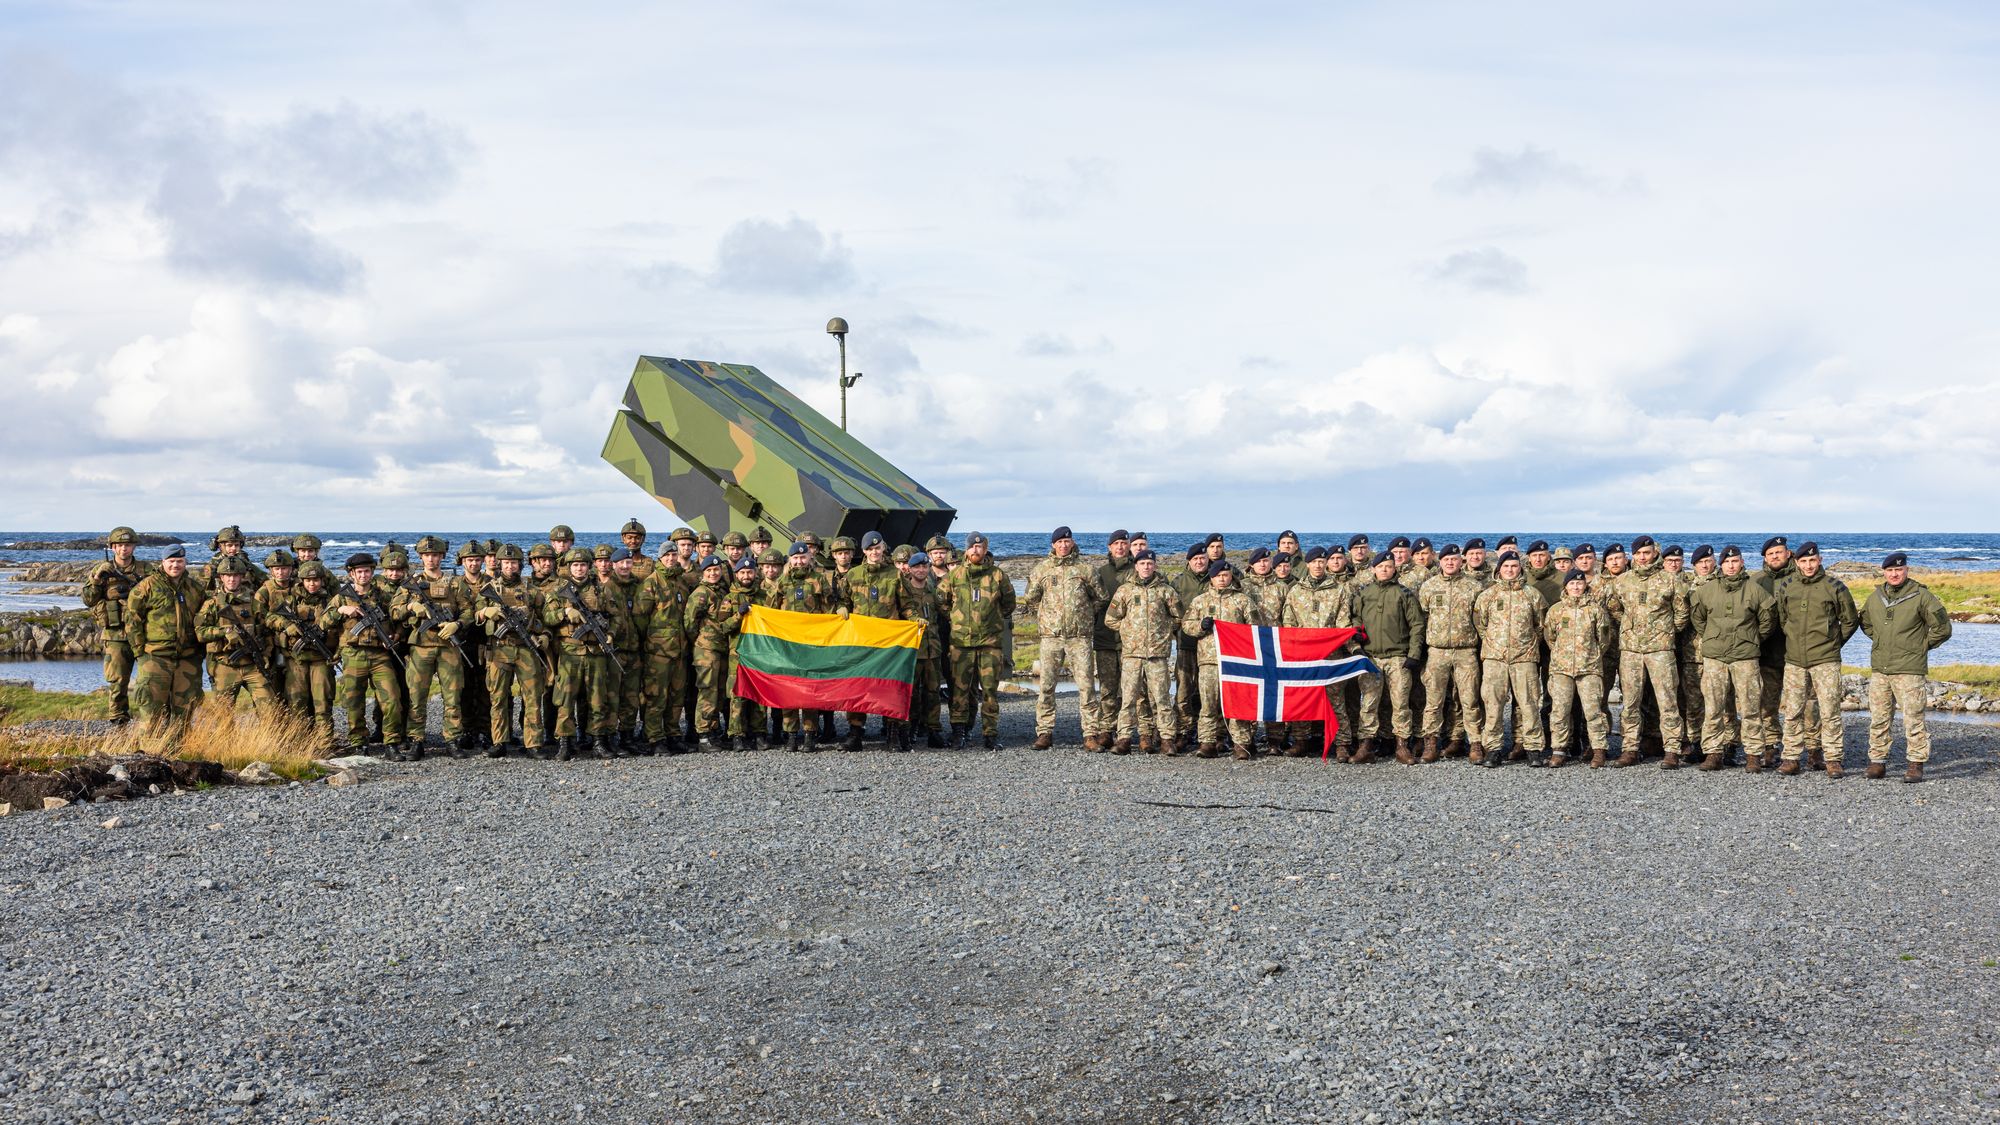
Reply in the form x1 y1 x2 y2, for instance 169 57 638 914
2 1 1998 533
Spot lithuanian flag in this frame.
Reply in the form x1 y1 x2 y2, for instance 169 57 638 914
734 605 924 719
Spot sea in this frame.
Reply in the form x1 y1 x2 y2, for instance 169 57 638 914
5 530 1998 692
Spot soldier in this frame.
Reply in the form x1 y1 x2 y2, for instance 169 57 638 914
1690 546 1777 772
715 530 747 570
838 530 905 749
1276 530 1302 558
939 533 1015 749
124 546 206 741
1103 548 1183 754
749 525 774 560
1203 533 1226 565
473 544 550 758
721 557 768 750
453 541 492 752
199 525 269 591
766 541 839 750
898 552 948 750
634 544 692 755
1473 550 1546 768
526 543 564 737
1770 541 1859 775
1417 544 1484 763
269 561 338 731
548 524 576 561
1351 552 1426 764
1171 545 1214 748
684 556 737 748
1544 569 1614 768
1280 546 1352 758
1601 535 1690 768
1601 542 1628 580
392 536 470 760
1244 549 1285 621
829 535 857 580
1666 544 1710 761
84 527 151 724
256 548 298 706
591 543 616 586
1463 537 1493 585
545 548 621 759
195 556 281 713
1858 551 1952 783
1399 537 1438 591
926 535 955 578
374 547 414 745
1753 536 1797 758
1525 541 1563 605
292 533 323 566
1346 534 1373 578
322 554 405 754
1023 526 1102 751
667 527 696 574
620 519 655 581
1180 561 1261 759
759 547 785 601
1091 530 1136 750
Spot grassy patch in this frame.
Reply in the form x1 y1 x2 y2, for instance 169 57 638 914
0 681 109 723
1840 568 2000 616
1843 664 2000 691
1 698 327 781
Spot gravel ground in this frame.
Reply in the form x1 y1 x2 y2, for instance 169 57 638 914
3 700 1998 1124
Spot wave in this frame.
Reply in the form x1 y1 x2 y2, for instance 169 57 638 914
323 540 384 547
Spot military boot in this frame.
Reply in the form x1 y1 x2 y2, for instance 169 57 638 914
1588 747 1607 769
1660 750 1682 770
926 728 946 749
1350 739 1378 765
951 724 969 750
1394 738 1416 765
1611 749 1642 768
1468 742 1486 766
450 734 475 759
1285 742 1310 758
1528 749 1549 768
1824 758 1845 780
1777 758 1801 776
1112 737 1133 755
1448 735 1470 758
982 733 1000 750
1904 762 1925 784
1864 761 1887 779
1081 734 1103 752
842 726 864 752
554 736 575 762
785 732 804 752
1158 737 1178 758
1698 750 1726 771
590 736 613 759
487 739 514 759
1196 742 1221 759
898 725 915 752
1419 736 1441 764
1032 734 1053 751
733 734 754 752
1482 746 1502 770
407 741 427 762
1546 751 1568 769
1232 742 1254 761
1807 746 1825 771
1744 752 1764 774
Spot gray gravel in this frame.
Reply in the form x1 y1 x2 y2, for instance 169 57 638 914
3 701 1999 1123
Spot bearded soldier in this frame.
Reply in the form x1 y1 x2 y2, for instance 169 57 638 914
195 556 281 713
83 526 151 724
125 546 207 741
1103 548 1183 754
938 533 1014 749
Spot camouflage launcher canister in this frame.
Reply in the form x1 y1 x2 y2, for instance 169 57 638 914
602 357 956 545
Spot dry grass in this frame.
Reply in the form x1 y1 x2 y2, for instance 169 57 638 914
1 697 329 781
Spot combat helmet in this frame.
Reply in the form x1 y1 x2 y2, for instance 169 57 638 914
757 547 783 566
669 527 695 543
561 548 592 566
749 526 773 546
549 525 575 542
107 526 138 546
212 525 244 548
924 535 952 553
721 531 749 549
527 543 557 561
298 561 332 582
891 544 914 564
592 544 615 560
264 549 297 569
416 535 450 556
292 533 322 552
380 548 410 569
457 540 484 561
830 536 857 553
215 555 250 577
620 518 647 537
496 543 524 562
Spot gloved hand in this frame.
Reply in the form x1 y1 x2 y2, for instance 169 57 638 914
476 606 504 624
839 607 850 619
565 606 586 624
1199 616 1214 636
283 625 302 643
340 604 363 619
437 621 461 639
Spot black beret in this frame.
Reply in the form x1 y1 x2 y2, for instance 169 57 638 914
1273 552 1295 566
1563 569 1587 586
1209 561 1234 576
1348 534 1369 548
1371 551 1396 568
1303 546 1327 562
1132 549 1155 562
1692 545 1714 562
1573 543 1596 556
1526 539 1549 553
1462 537 1486 550
1719 545 1743 560
1129 531 1147 541
1050 525 1073 543
164 546 186 559
1204 533 1224 546
1185 544 1205 560
1438 543 1462 558
1496 536 1518 549
1883 551 1909 568
1278 529 1298 541
1246 547 1270 565
1661 544 1684 559
1496 550 1519 564
346 553 376 569
1762 536 1788 554
1795 541 1820 558
1412 537 1433 551
1631 534 1655 550
1389 536 1411 550
1108 529 1128 542
1603 542 1626 556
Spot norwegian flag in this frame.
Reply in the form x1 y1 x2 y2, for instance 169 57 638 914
1215 622 1378 759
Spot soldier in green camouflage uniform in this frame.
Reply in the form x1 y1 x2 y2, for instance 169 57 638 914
199 525 269 592
723 557 768 750
1417 545 1484 763
1281 548 1355 758
452 541 492 751
897 550 947 750
545 549 621 759
125 547 207 742
1022 526 1102 750
195 556 281 713
939 533 1015 748
1543 570 1614 767
634 545 692 754
1091 531 1136 747
1103 548 1182 754
267 561 338 731
684 556 738 748
1181 562 1263 759
1171 547 1214 748
84 527 151 724
1472 551 1546 767
391 536 470 759
256 549 298 703
604 549 649 751
767 542 839 748
470 546 547 756
835 531 905 749
321 554 405 753
291 533 323 567
370 548 415 745
619 519 655 582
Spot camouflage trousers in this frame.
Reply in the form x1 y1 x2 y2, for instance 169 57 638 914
1091 646 1127 739
950 644 1005 736
1036 634 1098 739
1421 647 1483 740
102 639 136 723
286 658 336 729
642 647 689 741
691 644 731 735
555 650 616 738
1195 663 1254 748
1867 673 1930 764
1759 664 1784 751
133 653 203 734
486 642 548 749
1331 679 1360 750
405 644 466 742
1780 663 1843 760
1175 640 1201 731
1547 671 1608 753
1115 655 1177 745
459 641 489 744
1617 649 1685 749
1678 656 1708 748
338 648 406 745
1701 658 1767 753
211 660 280 713
1355 660 1415 741
616 649 644 737
1480 659 1545 752
726 650 763 736
906 656 943 734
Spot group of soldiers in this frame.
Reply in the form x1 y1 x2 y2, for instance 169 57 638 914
1033 530 1951 783
82 521 1020 761
81 524 1954 782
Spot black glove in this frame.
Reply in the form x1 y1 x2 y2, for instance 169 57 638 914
1199 617 1214 636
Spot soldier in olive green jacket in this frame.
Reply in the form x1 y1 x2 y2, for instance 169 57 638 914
938 533 1016 748
1773 542 1859 775
1689 547 1777 771
1350 552 1427 762
1858 551 1952 782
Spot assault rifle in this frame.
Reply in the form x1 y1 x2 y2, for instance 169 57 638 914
217 600 274 671
338 583 407 671
269 602 339 668
555 583 624 674
478 582 553 678
403 580 471 664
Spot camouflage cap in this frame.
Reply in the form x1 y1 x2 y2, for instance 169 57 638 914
527 543 556 560
380 549 410 569
592 544 615 560
415 535 450 555
749 526 773 545
293 533 322 551
721 531 749 548
107 526 138 545
298 561 332 581
891 544 914 564
562 548 592 566
620 517 646 536
830 536 857 552
215 555 250 576
264 549 297 568
925 535 952 552
550 525 575 541
1552 546 1575 562
457 540 483 560
497 544 525 562
669 527 696 543
758 547 784 566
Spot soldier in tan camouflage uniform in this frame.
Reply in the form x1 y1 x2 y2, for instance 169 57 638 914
1180 562 1262 760
1416 545 1483 762
1171 546 1214 748
1103 548 1183 754
1543 570 1613 768
1472 550 1545 768
1602 535 1690 768
1858 550 1953 783
1023 526 1103 750
1091 531 1136 748
1280 547 1353 757
1772 542 1858 774
84 527 151 724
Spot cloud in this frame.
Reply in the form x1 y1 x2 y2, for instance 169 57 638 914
1436 144 1633 196
1010 158 1110 219
1424 247 1529 294
250 101 469 204
1019 332 1113 357
711 216 855 295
